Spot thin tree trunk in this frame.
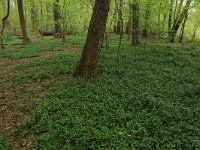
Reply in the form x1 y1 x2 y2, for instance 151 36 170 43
179 13 188 43
142 2 150 39
17 0 31 44
53 0 62 39
176 0 184 17
40 1 43 30
73 0 111 78
0 0 10 50
169 0 191 42
131 2 140 46
116 0 123 64
158 0 162 39
113 1 118 34
127 16 131 40
116 21 121 35
113 0 122 35
117 0 123 37
161 14 166 38
127 0 132 41
30 0 38 32
173 0 178 22
45 2 50 31
168 0 173 34
61 0 67 41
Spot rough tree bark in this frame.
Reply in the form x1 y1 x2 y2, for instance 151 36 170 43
17 0 31 44
73 0 111 78
131 2 140 46
0 0 10 50
53 0 62 39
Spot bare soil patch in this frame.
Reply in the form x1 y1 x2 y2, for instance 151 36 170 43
0 46 79 149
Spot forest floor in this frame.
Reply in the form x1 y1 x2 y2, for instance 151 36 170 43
0 36 200 149
0 36 82 149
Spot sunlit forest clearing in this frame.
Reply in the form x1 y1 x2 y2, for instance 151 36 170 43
0 0 200 149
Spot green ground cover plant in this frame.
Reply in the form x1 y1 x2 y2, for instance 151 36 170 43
11 36 200 149
0 134 10 150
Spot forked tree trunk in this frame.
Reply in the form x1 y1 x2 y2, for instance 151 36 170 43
0 0 10 50
17 0 31 44
131 2 140 46
168 0 192 42
53 0 62 39
73 0 111 78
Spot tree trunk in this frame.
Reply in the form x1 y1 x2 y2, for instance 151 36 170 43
61 0 67 42
116 0 123 64
40 1 43 30
169 22 181 42
158 0 162 39
126 17 131 40
53 0 62 39
179 13 188 43
127 0 132 41
17 0 31 44
113 0 122 35
73 0 111 78
169 0 192 42
168 0 173 32
116 0 123 37
30 0 38 32
113 1 118 34
161 14 166 38
173 0 178 22
131 2 140 46
45 2 51 31
0 0 10 50
142 2 150 39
